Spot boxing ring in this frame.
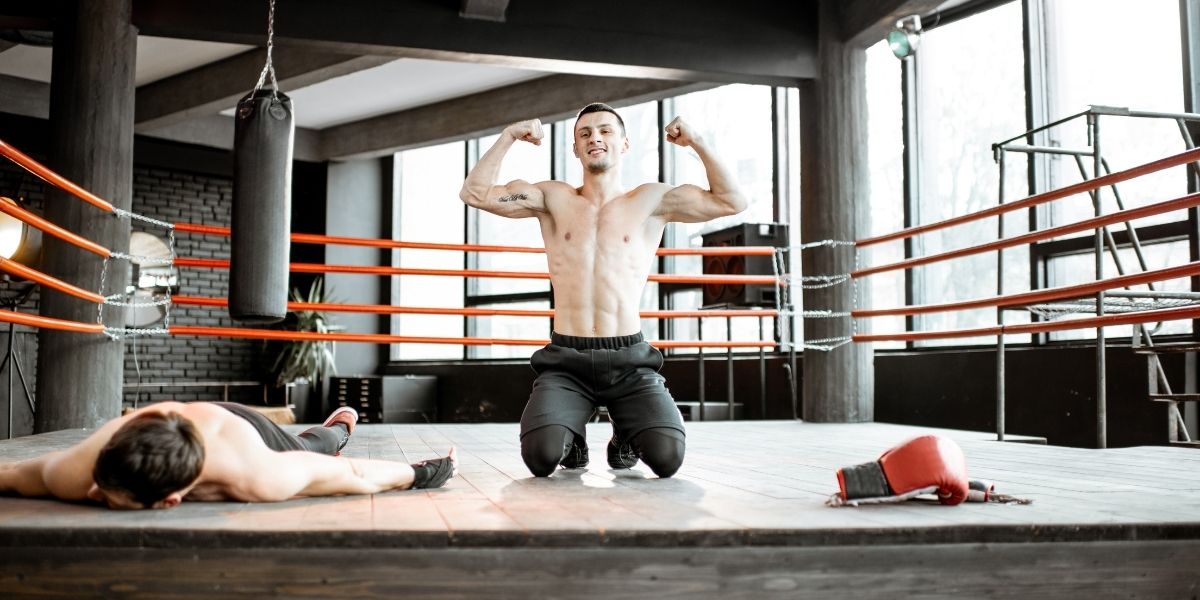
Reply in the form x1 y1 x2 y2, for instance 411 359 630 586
1 113 1200 596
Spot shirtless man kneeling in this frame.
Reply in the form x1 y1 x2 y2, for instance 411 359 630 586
460 103 746 478
0 402 456 509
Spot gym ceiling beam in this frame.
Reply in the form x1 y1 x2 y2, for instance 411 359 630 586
135 48 393 132
130 0 816 86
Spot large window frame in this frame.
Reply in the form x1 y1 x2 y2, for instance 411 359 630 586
883 0 1198 351
391 86 799 363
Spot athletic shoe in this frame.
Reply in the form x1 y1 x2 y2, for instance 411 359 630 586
607 436 638 469
411 456 457 489
322 406 359 435
560 436 589 469
322 406 358 454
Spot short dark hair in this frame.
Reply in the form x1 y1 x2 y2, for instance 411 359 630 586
93 412 205 508
575 102 626 137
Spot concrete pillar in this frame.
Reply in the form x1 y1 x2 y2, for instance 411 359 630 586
36 0 136 432
799 2 874 422
325 158 386 376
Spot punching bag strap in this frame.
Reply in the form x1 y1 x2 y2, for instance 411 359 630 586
252 0 280 102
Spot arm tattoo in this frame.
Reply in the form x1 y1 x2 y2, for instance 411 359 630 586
497 193 529 203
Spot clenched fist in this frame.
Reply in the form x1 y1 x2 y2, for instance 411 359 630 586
504 119 545 146
664 116 700 147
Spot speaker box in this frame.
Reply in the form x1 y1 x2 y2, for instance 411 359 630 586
700 223 788 308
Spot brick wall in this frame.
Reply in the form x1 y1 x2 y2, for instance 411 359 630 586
123 167 272 407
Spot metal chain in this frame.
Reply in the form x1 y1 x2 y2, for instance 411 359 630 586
794 239 856 251
104 296 172 309
104 326 170 340
108 251 174 266
251 0 280 100
112 207 174 230
801 337 855 352
96 256 109 325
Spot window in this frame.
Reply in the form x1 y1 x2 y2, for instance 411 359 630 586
465 133 552 359
911 1 1029 346
1042 0 1187 228
471 133 552 297
1037 0 1189 340
392 141 465 360
671 85 775 239
390 84 799 363
862 39 906 347
665 85 777 353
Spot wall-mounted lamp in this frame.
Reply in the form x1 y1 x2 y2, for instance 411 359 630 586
0 197 41 269
0 196 40 439
887 15 923 59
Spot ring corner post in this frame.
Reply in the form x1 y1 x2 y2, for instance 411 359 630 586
35 0 136 432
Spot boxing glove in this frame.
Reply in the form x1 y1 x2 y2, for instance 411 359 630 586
836 435 969 505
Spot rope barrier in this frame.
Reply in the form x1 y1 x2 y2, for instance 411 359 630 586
855 146 1200 247
852 192 1200 278
172 257 783 286
852 261 1200 318
0 139 115 213
853 303 1200 343
171 295 779 319
0 309 105 334
0 196 110 257
9 132 1198 352
175 223 780 257
0 257 105 304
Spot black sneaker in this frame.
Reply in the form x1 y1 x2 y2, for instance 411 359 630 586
607 436 638 469
560 436 589 469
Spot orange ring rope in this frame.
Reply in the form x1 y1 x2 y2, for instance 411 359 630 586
0 306 777 348
853 303 1200 343
173 223 778 257
0 257 106 304
170 295 779 319
0 138 115 213
170 325 777 348
855 146 1200 247
852 192 1200 278
0 197 111 257
0 309 105 334
653 340 778 349
853 261 1200 318
172 257 782 285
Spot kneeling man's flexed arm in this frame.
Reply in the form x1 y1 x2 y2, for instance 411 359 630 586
460 119 549 219
656 116 748 223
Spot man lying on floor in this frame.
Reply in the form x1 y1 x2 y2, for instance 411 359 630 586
0 401 457 509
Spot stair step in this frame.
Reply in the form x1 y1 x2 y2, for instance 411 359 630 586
1150 394 1200 402
1132 342 1200 354
1169 440 1200 449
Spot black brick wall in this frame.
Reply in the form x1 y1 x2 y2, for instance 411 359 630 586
123 166 272 407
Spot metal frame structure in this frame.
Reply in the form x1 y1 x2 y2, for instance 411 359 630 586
992 106 1200 448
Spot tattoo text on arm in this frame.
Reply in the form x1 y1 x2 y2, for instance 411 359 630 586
497 193 529 203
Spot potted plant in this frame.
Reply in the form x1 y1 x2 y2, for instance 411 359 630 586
271 277 337 423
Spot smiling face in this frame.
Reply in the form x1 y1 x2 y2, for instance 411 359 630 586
572 111 629 174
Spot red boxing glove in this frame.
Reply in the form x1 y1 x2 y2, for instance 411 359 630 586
836 435 970 505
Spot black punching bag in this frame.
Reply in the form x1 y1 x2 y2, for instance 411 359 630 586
230 88 293 324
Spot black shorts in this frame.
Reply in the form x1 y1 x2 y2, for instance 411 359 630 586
215 402 312 453
519 332 686 441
